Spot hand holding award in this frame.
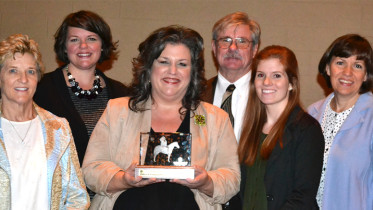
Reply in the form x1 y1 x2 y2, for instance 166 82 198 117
82 25 240 210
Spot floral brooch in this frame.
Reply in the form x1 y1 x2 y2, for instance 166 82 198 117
194 115 206 126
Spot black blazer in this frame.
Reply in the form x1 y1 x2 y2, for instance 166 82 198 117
201 76 217 104
241 106 324 210
34 66 130 164
203 76 242 210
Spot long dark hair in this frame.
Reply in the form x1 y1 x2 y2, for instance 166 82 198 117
238 45 300 165
129 25 206 115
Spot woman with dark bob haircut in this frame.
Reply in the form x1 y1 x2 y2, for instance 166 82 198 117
53 10 117 64
308 34 373 210
34 10 129 166
83 25 240 210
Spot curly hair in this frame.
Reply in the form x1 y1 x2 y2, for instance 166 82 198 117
319 34 373 93
129 25 206 115
0 34 44 81
54 10 118 64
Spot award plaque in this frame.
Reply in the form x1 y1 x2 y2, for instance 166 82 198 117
135 132 194 179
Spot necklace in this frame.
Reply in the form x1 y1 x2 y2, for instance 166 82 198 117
5 118 33 142
65 65 102 99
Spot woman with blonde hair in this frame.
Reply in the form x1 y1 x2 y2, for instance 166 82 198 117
0 34 89 209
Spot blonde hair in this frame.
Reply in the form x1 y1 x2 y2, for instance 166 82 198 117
0 34 44 80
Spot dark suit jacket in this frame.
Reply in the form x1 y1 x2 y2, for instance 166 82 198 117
241 106 324 210
203 76 242 210
201 76 218 104
34 66 130 164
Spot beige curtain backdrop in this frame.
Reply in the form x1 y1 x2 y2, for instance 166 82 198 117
0 0 372 107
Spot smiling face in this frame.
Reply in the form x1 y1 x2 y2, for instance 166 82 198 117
150 43 192 103
0 52 38 107
254 58 292 110
212 24 258 79
65 27 102 71
327 55 367 101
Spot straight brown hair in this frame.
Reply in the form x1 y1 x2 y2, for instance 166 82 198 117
238 45 301 165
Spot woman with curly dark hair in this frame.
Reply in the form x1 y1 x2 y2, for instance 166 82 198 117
83 25 240 210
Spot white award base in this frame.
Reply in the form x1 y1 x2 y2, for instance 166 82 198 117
135 166 194 179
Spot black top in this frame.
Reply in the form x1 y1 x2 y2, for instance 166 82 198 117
33 66 130 164
201 76 218 104
68 86 109 138
113 111 200 210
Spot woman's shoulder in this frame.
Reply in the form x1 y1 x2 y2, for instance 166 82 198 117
198 101 229 118
97 70 130 97
35 104 69 127
107 97 130 108
357 92 373 109
286 107 324 147
290 106 321 130
38 67 64 85
307 94 333 114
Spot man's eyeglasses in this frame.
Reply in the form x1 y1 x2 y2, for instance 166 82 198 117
216 37 253 49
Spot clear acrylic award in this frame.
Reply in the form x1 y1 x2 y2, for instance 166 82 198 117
135 132 194 179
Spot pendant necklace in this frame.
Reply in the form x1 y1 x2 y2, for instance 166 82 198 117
5 118 33 142
65 65 102 99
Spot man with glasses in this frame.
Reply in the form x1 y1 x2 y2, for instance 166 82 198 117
202 12 261 209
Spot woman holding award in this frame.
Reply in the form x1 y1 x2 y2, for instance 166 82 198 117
82 25 240 210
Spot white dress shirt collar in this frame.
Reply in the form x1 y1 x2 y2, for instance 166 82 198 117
214 71 251 141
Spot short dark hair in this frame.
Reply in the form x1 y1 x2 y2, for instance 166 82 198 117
319 34 373 93
54 10 118 64
129 25 206 115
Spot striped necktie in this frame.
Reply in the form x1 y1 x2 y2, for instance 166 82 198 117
220 84 236 127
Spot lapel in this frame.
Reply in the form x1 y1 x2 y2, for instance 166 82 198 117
0 125 11 177
0 134 11 210
309 93 334 123
189 104 208 166
0 102 10 174
131 98 152 165
36 104 70 201
337 93 371 132
36 104 69 163
0 103 11 176
266 106 301 168
202 76 218 104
